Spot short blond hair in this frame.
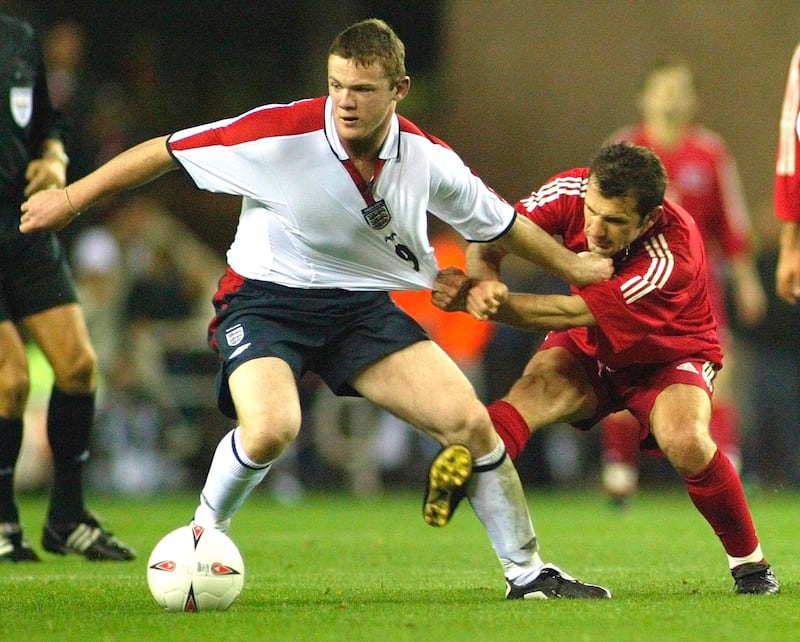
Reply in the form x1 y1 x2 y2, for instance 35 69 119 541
328 18 406 84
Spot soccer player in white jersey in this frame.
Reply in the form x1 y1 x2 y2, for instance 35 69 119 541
20 19 613 599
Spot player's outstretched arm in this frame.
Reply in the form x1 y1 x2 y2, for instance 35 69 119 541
488 290 596 331
432 267 596 330
20 136 176 233
494 216 613 287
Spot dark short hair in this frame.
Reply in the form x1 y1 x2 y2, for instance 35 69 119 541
328 18 406 84
588 142 668 219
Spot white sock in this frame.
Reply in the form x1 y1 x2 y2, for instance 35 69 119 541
193 427 272 532
468 440 544 584
728 544 764 569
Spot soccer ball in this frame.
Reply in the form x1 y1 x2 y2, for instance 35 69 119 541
146 524 245 612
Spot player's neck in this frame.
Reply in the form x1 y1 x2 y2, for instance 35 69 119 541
344 136 384 182
643 119 688 149
342 114 393 168
347 154 378 183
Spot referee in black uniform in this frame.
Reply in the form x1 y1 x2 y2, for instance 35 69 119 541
0 14 134 562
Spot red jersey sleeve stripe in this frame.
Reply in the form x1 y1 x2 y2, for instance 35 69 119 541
620 234 675 304
170 97 326 151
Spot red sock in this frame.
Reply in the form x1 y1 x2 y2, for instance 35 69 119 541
601 412 640 466
682 449 759 558
487 400 530 461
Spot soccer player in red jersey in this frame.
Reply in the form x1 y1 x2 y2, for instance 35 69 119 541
599 61 766 503
775 43 800 305
433 143 779 595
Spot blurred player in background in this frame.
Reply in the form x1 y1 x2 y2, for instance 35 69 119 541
600 60 766 504
20 19 614 599
0 15 133 562
433 142 779 595
775 43 800 305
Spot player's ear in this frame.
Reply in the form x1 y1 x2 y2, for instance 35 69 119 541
642 205 662 229
393 76 410 102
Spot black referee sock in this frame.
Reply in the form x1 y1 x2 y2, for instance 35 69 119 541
46 387 94 525
0 417 23 523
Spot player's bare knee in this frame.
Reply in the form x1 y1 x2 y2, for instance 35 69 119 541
440 400 496 455
238 431 290 464
508 370 588 424
0 351 30 414
239 415 301 464
53 349 98 393
0 375 29 416
657 425 715 473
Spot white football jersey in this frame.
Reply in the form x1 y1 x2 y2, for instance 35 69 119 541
168 96 515 290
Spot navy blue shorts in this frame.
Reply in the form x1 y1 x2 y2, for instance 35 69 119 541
0 230 77 322
208 269 430 419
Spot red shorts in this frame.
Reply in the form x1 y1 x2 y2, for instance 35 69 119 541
538 331 718 451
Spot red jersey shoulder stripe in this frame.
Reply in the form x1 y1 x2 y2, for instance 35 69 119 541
397 114 453 150
170 97 326 151
519 175 587 212
620 233 674 304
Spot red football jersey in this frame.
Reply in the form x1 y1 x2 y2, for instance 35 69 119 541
775 43 800 224
515 169 723 370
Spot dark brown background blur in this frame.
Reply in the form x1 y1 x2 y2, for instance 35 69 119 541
6 0 800 253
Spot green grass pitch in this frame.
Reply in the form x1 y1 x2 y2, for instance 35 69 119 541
2 488 797 641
